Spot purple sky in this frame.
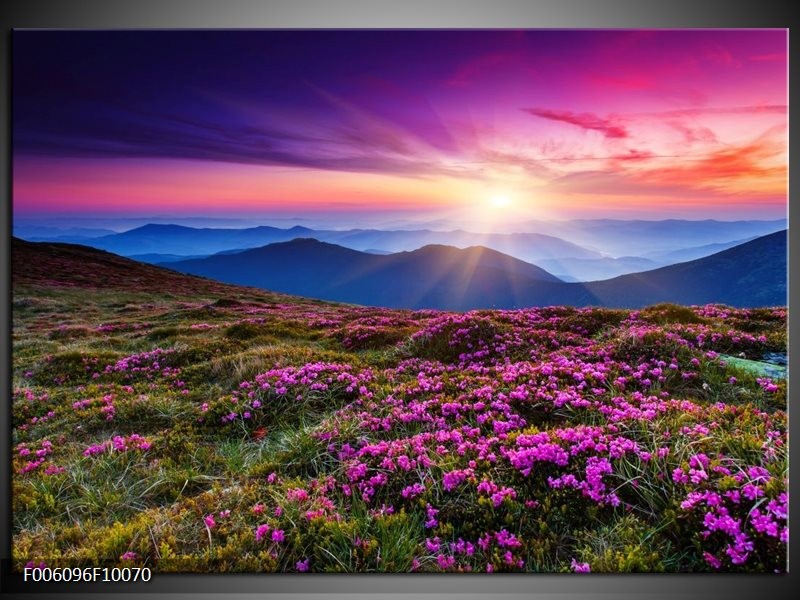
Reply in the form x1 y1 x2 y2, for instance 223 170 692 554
13 29 788 230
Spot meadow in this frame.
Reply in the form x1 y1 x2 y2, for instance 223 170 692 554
11 251 787 573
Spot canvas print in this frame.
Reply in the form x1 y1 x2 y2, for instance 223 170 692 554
11 30 787 573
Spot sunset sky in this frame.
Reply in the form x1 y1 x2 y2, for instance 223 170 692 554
13 29 788 231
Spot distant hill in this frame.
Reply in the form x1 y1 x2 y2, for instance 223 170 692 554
536 256 658 282
41 223 601 263
13 230 786 310
81 223 311 256
165 239 565 310
13 225 118 239
16 219 786 282
128 252 211 264
583 230 787 308
165 231 786 309
315 229 602 262
522 218 786 257
643 237 758 263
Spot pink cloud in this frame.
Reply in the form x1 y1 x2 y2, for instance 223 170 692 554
477 149 559 180
522 108 629 139
544 132 785 202
666 121 718 144
546 170 680 197
638 134 785 191
609 148 656 162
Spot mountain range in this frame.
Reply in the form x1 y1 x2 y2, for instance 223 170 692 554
162 240 562 311
12 229 787 310
27 223 600 262
160 230 786 310
15 219 786 282
519 219 786 257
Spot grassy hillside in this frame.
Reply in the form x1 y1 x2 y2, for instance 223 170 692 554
11 239 787 573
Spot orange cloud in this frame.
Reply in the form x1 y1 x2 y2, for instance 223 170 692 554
544 131 785 205
638 134 786 196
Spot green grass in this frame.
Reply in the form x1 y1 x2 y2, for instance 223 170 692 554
11 276 787 573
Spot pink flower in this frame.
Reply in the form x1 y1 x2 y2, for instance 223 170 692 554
571 559 590 573
255 523 271 541
424 503 439 528
296 558 310 572
204 514 216 529
84 443 107 457
703 552 722 569
401 483 425 499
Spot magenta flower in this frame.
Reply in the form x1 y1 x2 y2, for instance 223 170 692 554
703 552 722 569
401 483 425 499
424 503 439 529
271 529 285 543
255 524 270 542
571 559 591 573
437 554 455 570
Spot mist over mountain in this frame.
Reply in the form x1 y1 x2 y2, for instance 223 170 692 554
45 224 600 265
311 229 600 262
14 219 785 283
582 230 786 308
15 225 118 241
522 219 786 257
536 256 659 282
643 237 759 263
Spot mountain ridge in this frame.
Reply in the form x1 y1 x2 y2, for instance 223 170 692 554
12 230 786 310
165 231 786 310
15 218 786 282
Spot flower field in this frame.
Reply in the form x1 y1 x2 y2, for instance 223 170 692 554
11 260 787 573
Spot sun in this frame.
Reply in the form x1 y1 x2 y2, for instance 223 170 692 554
460 187 529 232
489 194 512 208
